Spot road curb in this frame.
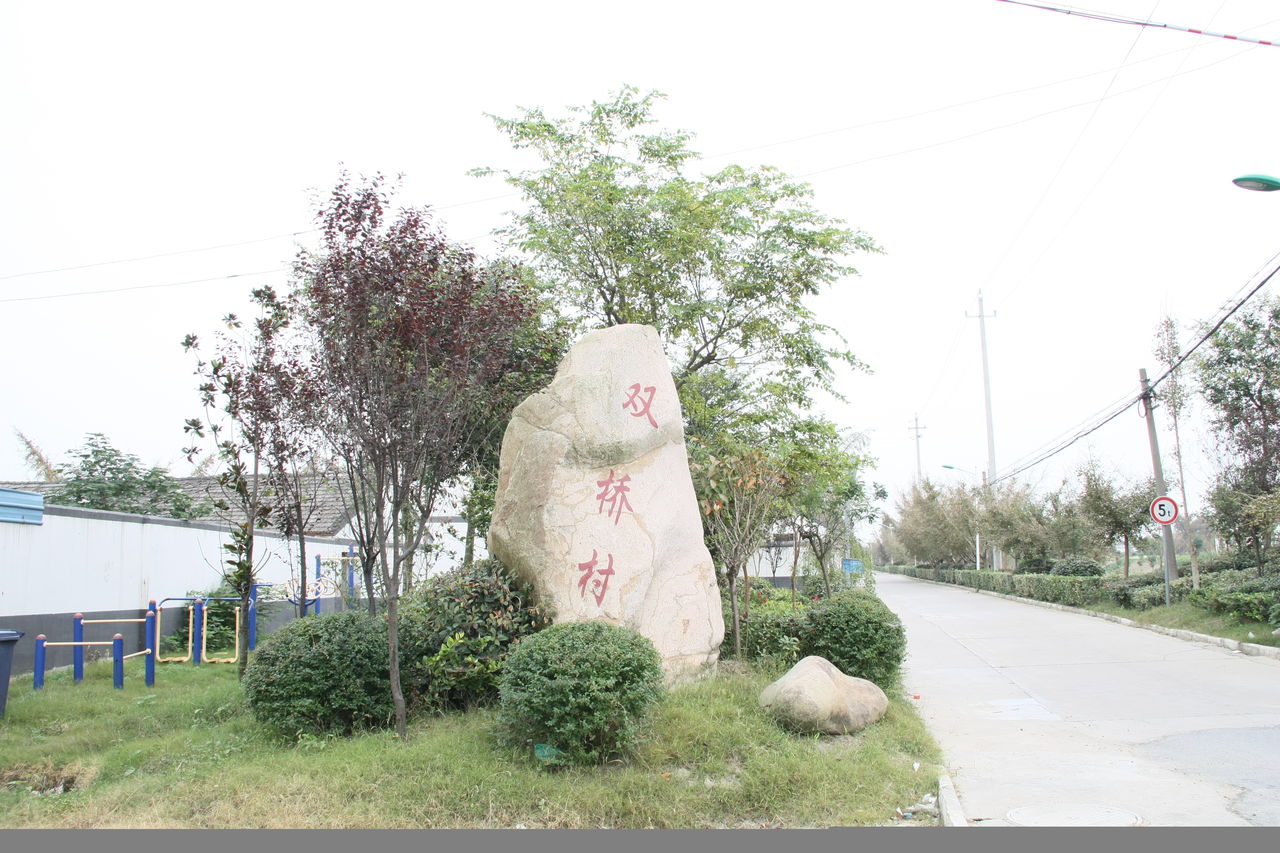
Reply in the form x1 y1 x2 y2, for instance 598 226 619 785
937 772 967 827
892 574 1280 661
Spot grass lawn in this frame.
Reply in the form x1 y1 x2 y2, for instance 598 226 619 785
1086 599 1280 648
0 658 941 828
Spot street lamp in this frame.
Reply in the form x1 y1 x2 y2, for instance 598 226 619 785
941 465 984 571
1233 174 1280 192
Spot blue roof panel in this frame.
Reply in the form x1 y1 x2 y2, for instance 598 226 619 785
0 488 44 525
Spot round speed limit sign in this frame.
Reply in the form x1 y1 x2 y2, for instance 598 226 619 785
1150 496 1179 525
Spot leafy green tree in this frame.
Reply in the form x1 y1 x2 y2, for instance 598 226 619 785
795 436 885 596
979 482 1095 568
47 433 201 519
890 479 982 567
1206 467 1273 569
1196 295 1280 495
1077 461 1155 578
474 86 880 434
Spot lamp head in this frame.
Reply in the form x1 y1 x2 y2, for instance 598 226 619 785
1233 174 1280 192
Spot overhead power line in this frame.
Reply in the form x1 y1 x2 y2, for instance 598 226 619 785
0 233 313 282
989 252 1280 486
2 40 1249 290
0 269 288 304
996 0 1280 48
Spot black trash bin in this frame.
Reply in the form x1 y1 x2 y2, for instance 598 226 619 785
0 629 24 718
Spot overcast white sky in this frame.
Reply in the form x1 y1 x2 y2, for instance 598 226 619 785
4 0 1280 524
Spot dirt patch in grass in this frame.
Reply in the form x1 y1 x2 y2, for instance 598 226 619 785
2 760 91 796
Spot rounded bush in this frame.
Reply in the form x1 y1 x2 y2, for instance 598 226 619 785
498 621 663 767
1015 556 1052 575
799 590 906 687
1051 558 1104 578
398 558 550 712
243 610 392 737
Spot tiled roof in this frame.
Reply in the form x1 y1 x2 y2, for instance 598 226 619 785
0 473 354 537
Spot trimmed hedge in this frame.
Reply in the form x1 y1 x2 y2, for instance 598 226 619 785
883 565 1103 607
1011 574 1105 607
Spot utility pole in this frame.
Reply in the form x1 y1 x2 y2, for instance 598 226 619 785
1139 368 1181 605
968 291 1002 570
909 414 926 480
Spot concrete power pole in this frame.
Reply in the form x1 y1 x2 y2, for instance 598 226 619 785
969 291 1002 570
909 414 926 480
1139 368 1181 605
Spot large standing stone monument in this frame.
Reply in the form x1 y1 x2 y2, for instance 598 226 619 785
488 324 725 680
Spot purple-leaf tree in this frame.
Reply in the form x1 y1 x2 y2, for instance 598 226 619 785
295 172 545 738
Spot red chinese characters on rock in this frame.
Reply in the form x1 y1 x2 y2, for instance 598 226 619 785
576 549 616 607
622 383 658 429
595 469 633 525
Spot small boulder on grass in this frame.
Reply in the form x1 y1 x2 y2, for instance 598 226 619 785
759 655 888 735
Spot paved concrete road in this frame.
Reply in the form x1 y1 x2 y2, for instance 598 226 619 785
874 572 1280 826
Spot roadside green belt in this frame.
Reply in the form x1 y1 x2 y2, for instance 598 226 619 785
884 566 1103 608
881 565 1280 634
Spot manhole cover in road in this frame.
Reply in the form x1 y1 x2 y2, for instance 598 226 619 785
1005 804 1142 826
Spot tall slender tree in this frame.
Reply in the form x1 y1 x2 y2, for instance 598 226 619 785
182 285 297 678
295 172 547 738
1155 316 1200 587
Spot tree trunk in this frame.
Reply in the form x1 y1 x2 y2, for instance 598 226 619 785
741 562 750 627
364 563 377 617
239 456 261 682
790 526 800 609
463 520 476 571
727 567 742 658
296 499 308 619
1122 534 1130 579
386 515 407 739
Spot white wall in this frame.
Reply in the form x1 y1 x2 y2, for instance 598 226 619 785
0 505 364 617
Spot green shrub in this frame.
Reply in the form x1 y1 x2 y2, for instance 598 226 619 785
1129 585 1169 610
1187 572 1280 623
1198 552 1256 574
799 565 860 600
397 558 550 712
953 570 1015 594
798 590 906 688
1103 574 1164 607
243 611 392 737
1015 556 1052 575
743 603 808 663
1010 574 1105 607
1051 558 1104 577
497 621 663 767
